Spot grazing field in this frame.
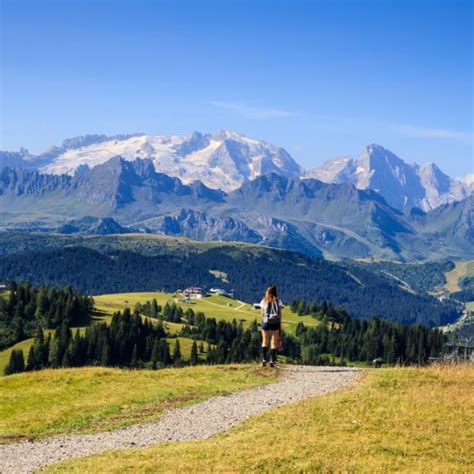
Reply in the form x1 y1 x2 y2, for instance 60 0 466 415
0 365 276 441
94 291 319 332
444 260 474 292
49 365 474 473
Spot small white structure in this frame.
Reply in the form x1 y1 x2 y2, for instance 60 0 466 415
252 303 262 310
209 288 235 298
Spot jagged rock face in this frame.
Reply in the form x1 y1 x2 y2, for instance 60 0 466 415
306 144 471 211
138 208 262 243
0 158 223 217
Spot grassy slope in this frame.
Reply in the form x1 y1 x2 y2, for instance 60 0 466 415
94 292 319 331
444 260 474 293
49 366 474 473
0 365 276 441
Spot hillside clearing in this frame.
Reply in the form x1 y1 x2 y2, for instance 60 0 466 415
444 260 474 292
0 365 276 441
47 365 474 473
93 292 319 331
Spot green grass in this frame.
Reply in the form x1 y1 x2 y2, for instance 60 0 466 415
0 365 276 442
48 365 474 473
94 292 319 332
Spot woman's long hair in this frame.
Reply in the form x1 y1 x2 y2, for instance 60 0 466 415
264 285 278 304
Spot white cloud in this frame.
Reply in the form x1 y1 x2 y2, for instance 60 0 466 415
392 123 473 143
210 101 298 120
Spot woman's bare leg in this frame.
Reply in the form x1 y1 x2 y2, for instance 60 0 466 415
270 330 279 349
269 330 280 365
261 330 270 364
261 330 271 348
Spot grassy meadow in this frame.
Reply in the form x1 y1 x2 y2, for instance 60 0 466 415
0 365 276 442
444 260 474 292
93 291 319 331
48 365 474 473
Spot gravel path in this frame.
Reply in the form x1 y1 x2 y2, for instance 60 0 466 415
0 366 361 473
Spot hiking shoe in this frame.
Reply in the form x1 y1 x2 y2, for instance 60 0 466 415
269 361 275 368
262 360 267 367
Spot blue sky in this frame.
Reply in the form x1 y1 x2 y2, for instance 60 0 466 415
1 0 472 176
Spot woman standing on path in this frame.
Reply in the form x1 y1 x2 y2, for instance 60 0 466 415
260 285 283 367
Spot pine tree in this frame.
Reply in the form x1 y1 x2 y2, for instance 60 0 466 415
151 338 159 369
172 340 182 366
190 340 199 365
131 344 139 368
100 341 111 366
26 345 37 371
4 349 25 375
48 336 61 368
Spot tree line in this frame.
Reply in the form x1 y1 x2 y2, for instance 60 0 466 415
5 295 447 375
0 245 459 326
291 299 445 365
0 281 93 350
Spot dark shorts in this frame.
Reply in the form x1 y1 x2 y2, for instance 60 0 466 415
262 320 281 331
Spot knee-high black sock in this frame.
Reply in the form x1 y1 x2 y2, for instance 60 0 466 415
270 348 277 363
262 346 268 361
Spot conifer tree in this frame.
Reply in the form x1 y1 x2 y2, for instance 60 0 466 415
172 339 182 366
4 349 25 375
190 340 198 365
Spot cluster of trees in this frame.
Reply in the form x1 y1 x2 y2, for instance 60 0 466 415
0 245 459 326
0 281 93 350
134 299 162 318
292 301 445 365
6 309 175 374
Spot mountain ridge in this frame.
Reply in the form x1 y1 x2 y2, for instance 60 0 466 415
1 158 472 261
2 131 471 210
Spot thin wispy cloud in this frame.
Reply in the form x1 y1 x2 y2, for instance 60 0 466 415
392 123 473 144
210 101 298 120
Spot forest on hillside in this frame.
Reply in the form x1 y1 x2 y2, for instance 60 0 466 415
0 281 93 350
3 282 446 375
0 246 459 326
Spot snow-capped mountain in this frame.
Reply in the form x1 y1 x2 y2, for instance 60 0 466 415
306 144 471 211
3 133 471 210
27 130 301 191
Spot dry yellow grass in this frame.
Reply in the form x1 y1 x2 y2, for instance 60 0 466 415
444 261 474 292
49 365 474 473
0 365 276 441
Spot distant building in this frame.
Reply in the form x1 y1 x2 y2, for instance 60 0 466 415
0 283 7 293
252 303 262 310
184 287 205 299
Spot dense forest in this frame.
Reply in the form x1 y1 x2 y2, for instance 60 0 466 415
0 281 93 350
4 292 446 375
0 246 458 325
353 260 454 293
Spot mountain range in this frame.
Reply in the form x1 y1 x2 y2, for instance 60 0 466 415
1 131 471 212
1 154 472 261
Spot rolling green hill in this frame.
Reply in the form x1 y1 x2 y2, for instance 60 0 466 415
0 233 459 326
